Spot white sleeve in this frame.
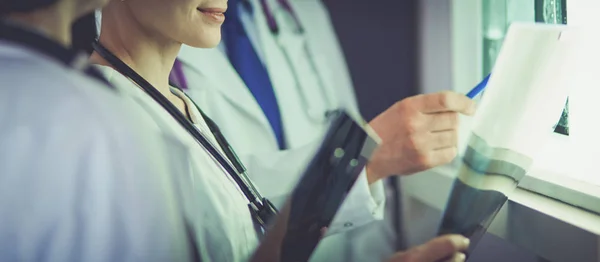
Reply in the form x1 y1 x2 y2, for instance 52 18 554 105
242 141 386 236
0 120 192 262
325 169 386 236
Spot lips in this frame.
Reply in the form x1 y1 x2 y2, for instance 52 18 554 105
197 7 226 23
197 7 227 14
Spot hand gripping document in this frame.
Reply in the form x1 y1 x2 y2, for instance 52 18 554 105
437 22 581 257
251 110 381 262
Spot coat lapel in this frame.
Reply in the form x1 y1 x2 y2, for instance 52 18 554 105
177 45 272 133
287 0 361 117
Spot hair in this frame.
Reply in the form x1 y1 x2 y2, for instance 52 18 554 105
1 0 98 55
71 11 97 54
0 0 59 15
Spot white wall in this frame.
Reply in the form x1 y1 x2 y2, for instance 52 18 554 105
450 0 483 94
420 0 540 95
564 0 600 185
419 0 483 95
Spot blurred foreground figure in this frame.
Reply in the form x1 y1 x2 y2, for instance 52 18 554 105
0 0 195 261
0 0 471 260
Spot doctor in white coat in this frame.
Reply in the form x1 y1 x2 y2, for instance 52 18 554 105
0 0 196 261
89 0 471 260
176 0 476 261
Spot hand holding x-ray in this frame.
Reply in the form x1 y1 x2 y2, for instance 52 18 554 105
367 91 477 182
437 22 581 258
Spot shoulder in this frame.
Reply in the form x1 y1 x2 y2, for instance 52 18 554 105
0 56 182 191
0 59 163 177
0 61 193 261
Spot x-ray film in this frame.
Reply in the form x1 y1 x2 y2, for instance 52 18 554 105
437 22 580 257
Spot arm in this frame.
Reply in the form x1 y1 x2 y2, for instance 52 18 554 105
253 211 470 262
241 141 386 236
244 91 479 232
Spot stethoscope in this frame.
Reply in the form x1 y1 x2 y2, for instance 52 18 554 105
93 42 278 236
171 0 339 124
259 0 339 123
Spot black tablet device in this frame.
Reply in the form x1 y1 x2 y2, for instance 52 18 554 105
252 110 380 262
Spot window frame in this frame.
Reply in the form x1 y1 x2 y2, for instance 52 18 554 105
450 0 600 211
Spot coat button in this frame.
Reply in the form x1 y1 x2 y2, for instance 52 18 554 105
344 222 353 228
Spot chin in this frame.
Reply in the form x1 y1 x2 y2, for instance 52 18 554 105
185 31 222 49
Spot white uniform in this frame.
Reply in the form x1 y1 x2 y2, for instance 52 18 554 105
177 0 395 260
0 24 193 262
97 62 386 261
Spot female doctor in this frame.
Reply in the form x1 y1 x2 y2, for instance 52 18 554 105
0 0 196 260
87 0 470 261
175 0 477 261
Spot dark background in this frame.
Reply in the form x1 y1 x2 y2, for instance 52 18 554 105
322 0 420 121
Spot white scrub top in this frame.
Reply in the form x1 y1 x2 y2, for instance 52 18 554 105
97 64 386 261
0 29 194 261
96 66 259 261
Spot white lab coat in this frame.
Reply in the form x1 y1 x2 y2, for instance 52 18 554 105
96 65 385 261
177 0 395 261
0 40 193 261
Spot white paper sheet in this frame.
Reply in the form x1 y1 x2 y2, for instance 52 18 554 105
471 22 577 163
437 23 582 255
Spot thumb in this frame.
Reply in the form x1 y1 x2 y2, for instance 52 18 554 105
414 235 469 262
387 235 470 262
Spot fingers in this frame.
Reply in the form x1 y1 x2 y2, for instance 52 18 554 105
411 130 457 151
386 235 469 262
428 112 459 132
416 235 470 262
403 132 457 171
367 92 471 177
416 91 476 115
319 227 328 240
429 130 458 150
419 147 457 169
443 253 467 262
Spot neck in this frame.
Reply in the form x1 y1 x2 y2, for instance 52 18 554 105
4 2 75 47
91 7 181 95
